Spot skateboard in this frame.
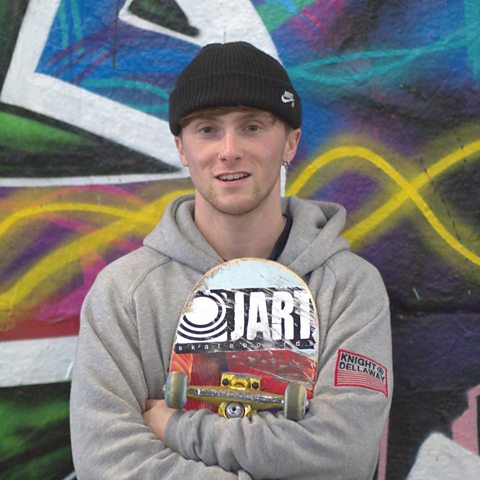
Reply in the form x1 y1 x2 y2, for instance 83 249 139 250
164 258 319 421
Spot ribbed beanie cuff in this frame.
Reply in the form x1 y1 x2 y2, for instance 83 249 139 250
169 42 301 135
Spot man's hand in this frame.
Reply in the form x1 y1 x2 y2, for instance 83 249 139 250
143 399 177 442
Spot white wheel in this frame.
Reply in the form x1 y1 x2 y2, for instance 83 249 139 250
165 371 188 409
284 383 307 421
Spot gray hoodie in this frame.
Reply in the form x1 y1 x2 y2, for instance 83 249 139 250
70 194 392 479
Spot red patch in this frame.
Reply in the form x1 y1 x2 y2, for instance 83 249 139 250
334 349 388 397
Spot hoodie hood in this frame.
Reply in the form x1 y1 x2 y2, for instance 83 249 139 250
279 196 349 277
143 194 350 277
144 195 223 273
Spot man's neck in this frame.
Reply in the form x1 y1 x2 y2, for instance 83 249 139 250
194 202 285 261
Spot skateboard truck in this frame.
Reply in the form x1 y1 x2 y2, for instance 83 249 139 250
164 371 308 421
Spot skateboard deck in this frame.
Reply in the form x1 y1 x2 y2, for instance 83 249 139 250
165 258 319 420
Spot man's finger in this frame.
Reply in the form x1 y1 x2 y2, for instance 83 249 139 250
145 399 161 411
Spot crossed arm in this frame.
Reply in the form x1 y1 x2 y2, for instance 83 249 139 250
70 272 254 480
71 260 392 479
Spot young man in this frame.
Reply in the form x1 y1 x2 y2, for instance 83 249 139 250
70 42 392 479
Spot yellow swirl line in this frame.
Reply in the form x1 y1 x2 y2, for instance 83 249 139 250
2 135 479 322
286 141 480 266
0 189 193 323
0 203 154 238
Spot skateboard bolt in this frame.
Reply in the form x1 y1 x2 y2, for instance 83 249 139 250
222 378 230 386
252 382 259 389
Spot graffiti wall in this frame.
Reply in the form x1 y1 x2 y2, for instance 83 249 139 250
0 1 478 478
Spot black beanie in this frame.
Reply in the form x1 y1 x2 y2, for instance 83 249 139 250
168 42 302 135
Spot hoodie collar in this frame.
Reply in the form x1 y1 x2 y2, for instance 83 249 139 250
144 195 349 276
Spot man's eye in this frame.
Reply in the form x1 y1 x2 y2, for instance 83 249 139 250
246 124 261 132
200 126 213 134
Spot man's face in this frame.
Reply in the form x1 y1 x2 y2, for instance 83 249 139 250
175 109 301 219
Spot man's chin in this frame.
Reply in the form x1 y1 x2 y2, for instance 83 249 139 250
208 198 260 217
195 188 275 218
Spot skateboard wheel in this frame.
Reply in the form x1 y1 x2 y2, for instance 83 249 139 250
165 372 188 409
284 383 307 421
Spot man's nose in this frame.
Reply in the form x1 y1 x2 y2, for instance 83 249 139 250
218 130 243 161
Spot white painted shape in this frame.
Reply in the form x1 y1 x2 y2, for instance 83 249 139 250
0 169 189 187
0 336 77 387
406 433 480 480
1 0 278 178
2 73 180 168
61 472 77 480
1 0 180 168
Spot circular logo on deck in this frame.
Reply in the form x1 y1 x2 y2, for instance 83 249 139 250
177 292 228 342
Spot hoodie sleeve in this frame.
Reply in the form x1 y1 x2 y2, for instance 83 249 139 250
70 269 253 480
163 254 393 480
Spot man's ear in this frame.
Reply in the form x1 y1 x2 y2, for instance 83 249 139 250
175 136 189 167
283 128 301 164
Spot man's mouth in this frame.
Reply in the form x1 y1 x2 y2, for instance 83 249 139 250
216 172 250 182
